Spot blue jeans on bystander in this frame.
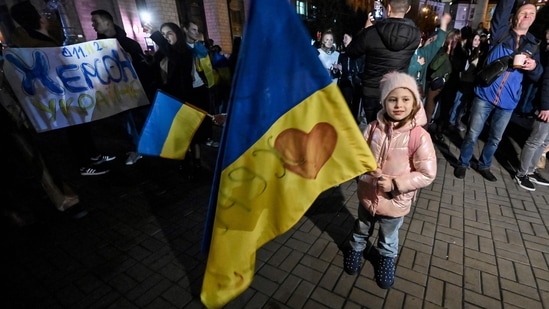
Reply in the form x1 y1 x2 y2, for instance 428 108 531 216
458 96 513 170
449 90 464 126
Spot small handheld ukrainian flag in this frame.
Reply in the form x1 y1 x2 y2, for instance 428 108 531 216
200 0 377 307
138 90 207 159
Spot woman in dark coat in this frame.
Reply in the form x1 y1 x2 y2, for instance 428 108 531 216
146 22 194 102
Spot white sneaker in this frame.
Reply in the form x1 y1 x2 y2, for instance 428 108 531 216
90 154 116 165
125 152 143 165
205 139 220 148
80 166 109 176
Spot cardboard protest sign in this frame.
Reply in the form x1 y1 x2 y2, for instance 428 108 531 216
3 39 150 132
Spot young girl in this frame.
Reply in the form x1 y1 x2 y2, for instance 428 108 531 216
344 72 437 289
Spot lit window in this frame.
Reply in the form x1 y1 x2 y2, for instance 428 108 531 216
296 1 306 16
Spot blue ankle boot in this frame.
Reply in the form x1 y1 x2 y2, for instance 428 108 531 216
375 255 395 289
344 249 363 275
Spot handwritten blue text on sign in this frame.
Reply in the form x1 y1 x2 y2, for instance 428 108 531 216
3 39 149 132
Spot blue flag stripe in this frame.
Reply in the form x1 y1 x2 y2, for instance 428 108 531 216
138 91 187 156
221 1 332 168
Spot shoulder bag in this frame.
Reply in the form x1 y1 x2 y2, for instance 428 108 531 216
476 33 528 87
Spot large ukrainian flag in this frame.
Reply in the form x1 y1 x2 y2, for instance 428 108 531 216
138 90 207 159
200 0 377 307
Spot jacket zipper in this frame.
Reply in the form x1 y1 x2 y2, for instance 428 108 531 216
494 35 522 106
493 70 511 106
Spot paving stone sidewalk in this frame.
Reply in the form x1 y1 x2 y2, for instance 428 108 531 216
2 117 548 309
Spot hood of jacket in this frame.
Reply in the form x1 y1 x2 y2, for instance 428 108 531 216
375 18 421 52
346 18 420 95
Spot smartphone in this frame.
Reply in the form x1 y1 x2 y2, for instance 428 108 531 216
373 1 385 21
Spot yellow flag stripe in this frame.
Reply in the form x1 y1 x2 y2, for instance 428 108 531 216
160 104 206 159
201 83 376 308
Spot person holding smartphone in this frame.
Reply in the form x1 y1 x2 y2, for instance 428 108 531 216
346 0 421 124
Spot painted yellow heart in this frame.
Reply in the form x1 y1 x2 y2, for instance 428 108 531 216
274 122 337 179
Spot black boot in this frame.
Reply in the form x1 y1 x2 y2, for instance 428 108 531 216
179 155 197 180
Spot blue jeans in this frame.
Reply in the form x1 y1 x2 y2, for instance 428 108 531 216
517 119 549 177
449 90 464 125
458 97 513 170
350 205 403 257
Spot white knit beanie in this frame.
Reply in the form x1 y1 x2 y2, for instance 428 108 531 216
379 71 422 108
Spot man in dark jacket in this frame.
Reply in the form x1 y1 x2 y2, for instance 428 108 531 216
91 9 152 165
346 0 421 123
91 10 153 99
453 0 543 182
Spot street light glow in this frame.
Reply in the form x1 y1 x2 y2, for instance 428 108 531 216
140 11 151 23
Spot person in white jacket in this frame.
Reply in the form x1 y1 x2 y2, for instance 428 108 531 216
317 30 340 83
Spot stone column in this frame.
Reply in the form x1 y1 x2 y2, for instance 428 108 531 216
472 0 489 29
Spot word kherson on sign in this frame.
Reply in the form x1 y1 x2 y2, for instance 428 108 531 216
3 38 149 132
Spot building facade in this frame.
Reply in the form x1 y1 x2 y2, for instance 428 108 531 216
0 0 246 54
420 0 547 33
2 0 547 57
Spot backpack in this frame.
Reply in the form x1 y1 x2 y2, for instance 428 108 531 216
427 49 452 90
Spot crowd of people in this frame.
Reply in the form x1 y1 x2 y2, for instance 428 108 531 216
315 0 549 190
1 1 234 224
2 0 549 295
314 0 549 290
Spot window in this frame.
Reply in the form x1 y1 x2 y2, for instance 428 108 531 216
296 1 306 16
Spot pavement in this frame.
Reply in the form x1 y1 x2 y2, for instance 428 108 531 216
2 114 549 309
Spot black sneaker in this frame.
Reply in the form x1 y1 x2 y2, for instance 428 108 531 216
433 133 445 143
454 166 467 179
477 168 497 182
528 171 549 186
90 155 116 165
515 175 535 191
80 166 109 176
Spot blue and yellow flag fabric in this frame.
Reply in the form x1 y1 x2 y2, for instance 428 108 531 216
200 0 377 307
138 90 207 159
193 42 217 88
